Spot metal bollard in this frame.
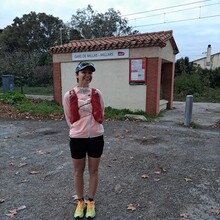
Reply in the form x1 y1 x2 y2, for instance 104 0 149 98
184 95 193 126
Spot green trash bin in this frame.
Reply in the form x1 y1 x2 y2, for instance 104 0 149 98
2 75 15 93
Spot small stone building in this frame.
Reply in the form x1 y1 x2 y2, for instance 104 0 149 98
49 30 179 115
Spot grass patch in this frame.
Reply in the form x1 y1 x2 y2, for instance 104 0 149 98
104 106 159 121
104 106 133 120
188 121 198 129
0 92 160 121
15 100 63 116
178 121 199 129
2 85 219 121
0 92 63 119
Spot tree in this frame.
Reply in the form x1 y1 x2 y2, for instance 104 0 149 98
0 12 63 87
175 57 196 76
65 23 83 40
70 5 139 39
0 12 66 53
0 50 45 77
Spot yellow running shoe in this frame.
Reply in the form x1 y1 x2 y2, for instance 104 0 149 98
86 200 96 219
74 200 85 219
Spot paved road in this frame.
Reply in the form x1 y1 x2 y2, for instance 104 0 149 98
0 101 220 219
160 101 220 127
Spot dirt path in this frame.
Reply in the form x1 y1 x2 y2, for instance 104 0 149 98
0 103 220 220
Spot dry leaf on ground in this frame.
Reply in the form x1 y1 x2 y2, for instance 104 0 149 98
180 212 189 218
159 167 167 172
141 174 149 179
30 171 39 174
20 179 29 183
18 163 27 168
127 204 136 211
16 205 26 211
184 178 192 182
21 157 27 160
72 195 78 200
211 208 220 215
6 209 17 217
6 205 26 217
36 150 46 155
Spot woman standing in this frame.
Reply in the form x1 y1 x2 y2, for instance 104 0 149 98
63 62 105 219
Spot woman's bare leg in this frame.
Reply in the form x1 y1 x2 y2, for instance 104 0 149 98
88 157 101 199
73 158 86 199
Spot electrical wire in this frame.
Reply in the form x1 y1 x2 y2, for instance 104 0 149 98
122 0 219 28
127 2 220 21
134 14 220 28
122 0 212 16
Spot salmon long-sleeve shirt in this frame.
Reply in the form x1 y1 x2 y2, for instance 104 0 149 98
63 86 104 138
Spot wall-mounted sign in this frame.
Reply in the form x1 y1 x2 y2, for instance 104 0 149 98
129 58 146 84
72 49 129 61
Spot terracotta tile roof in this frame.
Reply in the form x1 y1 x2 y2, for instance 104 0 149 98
49 30 179 54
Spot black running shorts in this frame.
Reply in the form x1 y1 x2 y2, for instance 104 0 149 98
69 135 104 159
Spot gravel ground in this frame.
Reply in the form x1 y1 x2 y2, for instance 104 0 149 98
0 102 220 220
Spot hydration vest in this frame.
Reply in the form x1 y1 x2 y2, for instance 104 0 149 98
69 88 104 124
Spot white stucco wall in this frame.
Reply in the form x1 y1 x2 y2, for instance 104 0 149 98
61 59 146 111
129 42 175 63
192 53 220 69
212 53 220 69
193 59 205 68
160 41 176 62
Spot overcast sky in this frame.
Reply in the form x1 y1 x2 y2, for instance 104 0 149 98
1 0 220 61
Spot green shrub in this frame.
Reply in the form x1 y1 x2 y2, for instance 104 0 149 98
174 73 203 96
210 67 220 88
0 92 27 104
192 87 220 102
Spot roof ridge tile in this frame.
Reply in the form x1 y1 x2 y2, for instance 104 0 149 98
49 30 178 54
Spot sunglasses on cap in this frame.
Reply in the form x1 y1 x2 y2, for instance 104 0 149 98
75 62 96 73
